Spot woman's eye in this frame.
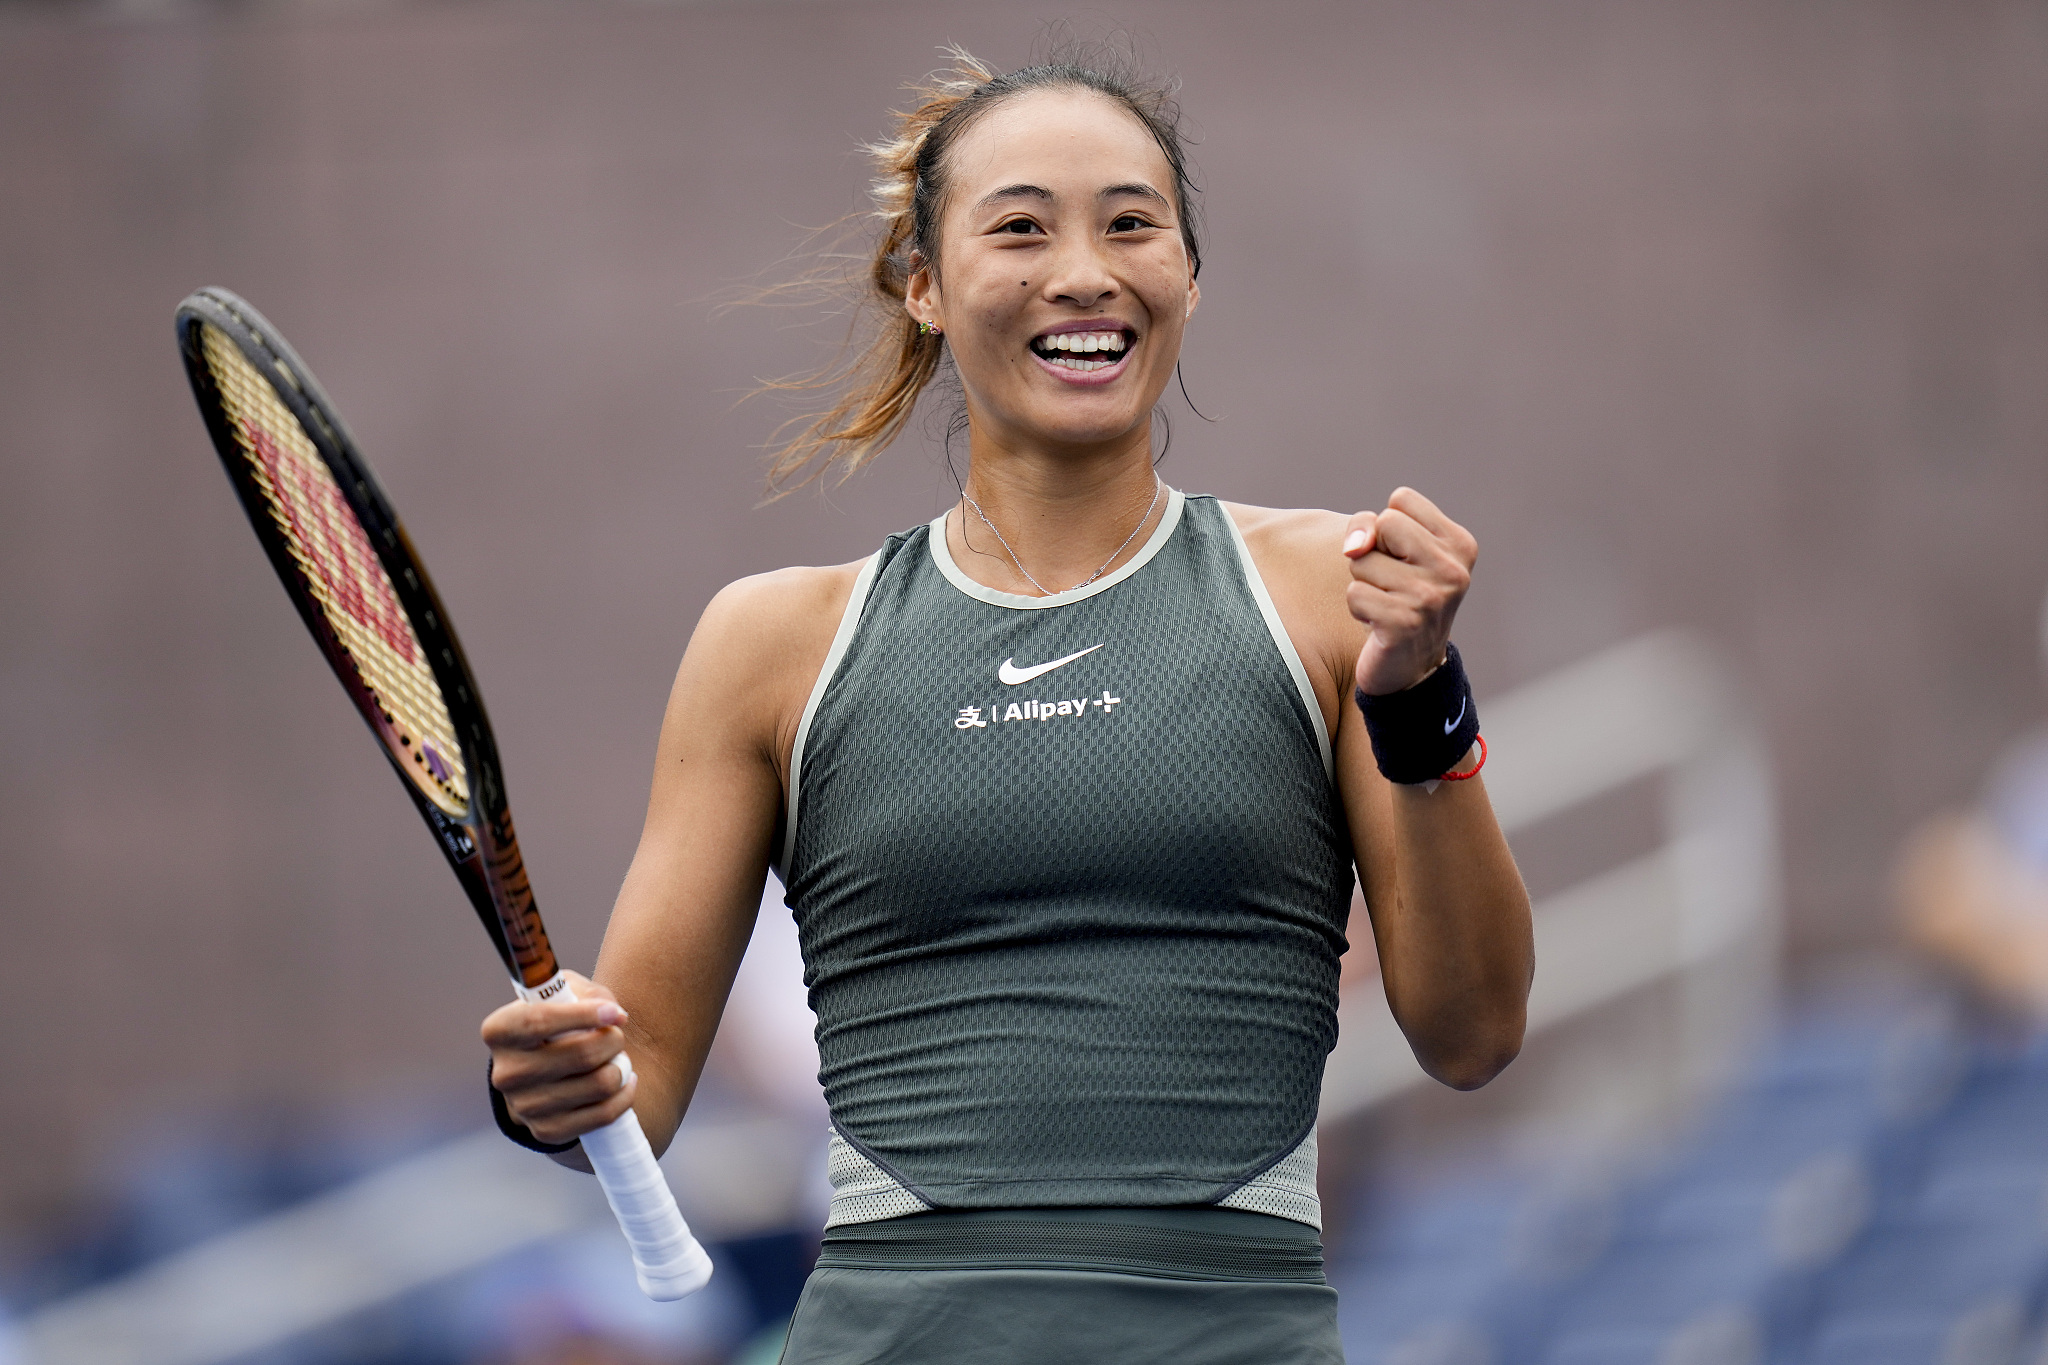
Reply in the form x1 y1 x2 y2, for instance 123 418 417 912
1110 215 1152 233
998 219 1042 235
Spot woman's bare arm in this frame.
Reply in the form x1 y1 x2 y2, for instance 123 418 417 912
483 561 863 1160
1231 499 1533 1090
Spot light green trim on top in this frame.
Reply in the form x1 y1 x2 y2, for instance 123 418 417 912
926 487 1187 611
779 550 882 876
1217 509 1334 780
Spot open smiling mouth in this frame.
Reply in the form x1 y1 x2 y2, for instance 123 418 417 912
1029 329 1135 374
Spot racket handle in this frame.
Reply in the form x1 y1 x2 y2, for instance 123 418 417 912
582 1052 715 1299
517 975 714 1300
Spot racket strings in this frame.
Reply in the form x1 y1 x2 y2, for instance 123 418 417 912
199 323 472 815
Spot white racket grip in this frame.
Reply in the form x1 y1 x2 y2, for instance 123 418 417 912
581 1054 714 1300
516 975 714 1300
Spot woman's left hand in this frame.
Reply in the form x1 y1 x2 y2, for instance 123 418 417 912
1341 487 1478 697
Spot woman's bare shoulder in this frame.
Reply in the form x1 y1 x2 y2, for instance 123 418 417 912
1220 503 1364 705
689 559 870 683
1220 502 1353 594
656 557 872 779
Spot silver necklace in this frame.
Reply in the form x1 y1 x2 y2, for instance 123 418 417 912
961 475 1163 597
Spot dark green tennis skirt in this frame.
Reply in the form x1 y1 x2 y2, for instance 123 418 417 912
779 1207 1344 1365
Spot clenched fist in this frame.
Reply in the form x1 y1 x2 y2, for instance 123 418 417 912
1341 487 1477 697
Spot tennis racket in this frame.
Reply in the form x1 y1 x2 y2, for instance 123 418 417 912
174 287 713 1301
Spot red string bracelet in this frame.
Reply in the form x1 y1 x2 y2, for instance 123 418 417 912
1439 734 1487 782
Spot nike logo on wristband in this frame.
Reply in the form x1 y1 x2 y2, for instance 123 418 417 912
1444 697 1468 735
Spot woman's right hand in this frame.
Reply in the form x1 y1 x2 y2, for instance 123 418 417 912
483 971 639 1147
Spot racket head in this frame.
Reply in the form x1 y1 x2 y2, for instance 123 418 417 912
176 288 556 988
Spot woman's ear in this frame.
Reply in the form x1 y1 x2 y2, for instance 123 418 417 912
905 256 941 329
1185 275 1201 320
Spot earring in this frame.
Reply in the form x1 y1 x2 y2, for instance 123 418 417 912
919 320 942 337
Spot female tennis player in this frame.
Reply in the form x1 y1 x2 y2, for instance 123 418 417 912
485 50 1533 1362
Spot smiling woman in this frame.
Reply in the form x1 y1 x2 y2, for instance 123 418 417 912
762 48 1202 493
482 45 1534 1364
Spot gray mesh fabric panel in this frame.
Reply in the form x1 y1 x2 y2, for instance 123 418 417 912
786 496 1355 1212
826 1127 933 1228
1217 1129 1322 1229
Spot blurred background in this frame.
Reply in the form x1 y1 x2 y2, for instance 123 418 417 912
2 0 2046 1361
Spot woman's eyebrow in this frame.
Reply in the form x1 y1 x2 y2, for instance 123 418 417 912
971 182 1169 212
974 183 1054 210
1101 183 1169 206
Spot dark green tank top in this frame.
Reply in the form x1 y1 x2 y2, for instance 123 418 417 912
779 491 1355 1226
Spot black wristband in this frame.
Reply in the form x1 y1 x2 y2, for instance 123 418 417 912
488 1058 581 1154
1356 642 1481 785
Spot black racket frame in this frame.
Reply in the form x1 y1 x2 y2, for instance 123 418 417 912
175 287 558 991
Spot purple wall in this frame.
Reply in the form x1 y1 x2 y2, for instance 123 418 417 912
1 0 2044 1231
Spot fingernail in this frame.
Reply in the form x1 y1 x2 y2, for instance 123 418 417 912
596 1003 624 1026
1342 529 1369 556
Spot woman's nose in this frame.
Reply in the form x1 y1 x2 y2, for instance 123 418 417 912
1042 239 1118 309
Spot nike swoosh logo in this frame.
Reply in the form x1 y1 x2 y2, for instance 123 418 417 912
1444 697 1468 735
999 644 1104 686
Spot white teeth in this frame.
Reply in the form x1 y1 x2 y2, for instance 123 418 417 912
1038 331 1127 357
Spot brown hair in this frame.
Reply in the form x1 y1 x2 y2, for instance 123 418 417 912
759 45 1201 494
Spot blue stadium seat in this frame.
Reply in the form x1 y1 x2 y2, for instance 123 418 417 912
1332 999 2048 1365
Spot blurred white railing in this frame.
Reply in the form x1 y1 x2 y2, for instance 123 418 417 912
14 1111 807 1365
1321 629 1781 1119
14 1132 592 1365
17 631 1776 1365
